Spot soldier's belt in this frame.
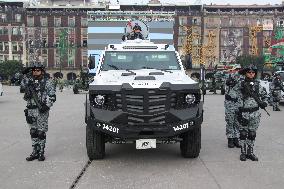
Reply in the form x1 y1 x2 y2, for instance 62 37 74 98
239 107 259 113
26 105 38 109
225 94 238 102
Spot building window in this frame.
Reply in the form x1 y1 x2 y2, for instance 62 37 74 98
4 42 9 51
27 16 34 27
19 43 23 51
41 28 48 36
68 17 75 27
0 42 3 51
179 26 186 35
54 17 61 27
82 56 88 67
1 13 7 22
69 28 75 47
81 28 87 36
54 38 59 47
179 17 187 25
42 49 47 55
178 37 184 46
12 27 19 35
55 57 60 68
41 17 47 27
82 38 87 47
54 28 62 37
42 56 48 67
68 58 74 68
42 38 47 48
0 27 8 35
15 14 22 22
12 42 18 51
81 17 88 27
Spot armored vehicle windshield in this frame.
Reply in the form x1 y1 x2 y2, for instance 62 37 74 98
101 51 181 71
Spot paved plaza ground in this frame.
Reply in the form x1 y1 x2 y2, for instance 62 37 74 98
0 86 284 189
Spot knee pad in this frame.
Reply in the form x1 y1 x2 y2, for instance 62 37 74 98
30 128 38 138
38 131 46 140
248 130 256 140
239 130 247 140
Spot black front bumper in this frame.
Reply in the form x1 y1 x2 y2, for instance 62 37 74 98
87 103 203 139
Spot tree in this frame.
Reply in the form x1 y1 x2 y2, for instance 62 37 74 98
235 55 265 78
0 60 23 80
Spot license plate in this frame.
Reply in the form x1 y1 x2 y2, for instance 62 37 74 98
136 139 156 149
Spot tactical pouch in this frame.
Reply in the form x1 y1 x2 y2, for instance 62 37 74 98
24 109 35 124
236 111 249 126
272 91 278 97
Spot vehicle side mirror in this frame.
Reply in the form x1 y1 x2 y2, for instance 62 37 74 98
88 55 96 70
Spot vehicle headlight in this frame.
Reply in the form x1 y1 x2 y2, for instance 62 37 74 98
185 94 195 104
94 95 105 105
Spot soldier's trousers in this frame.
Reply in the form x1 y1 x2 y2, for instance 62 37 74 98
225 101 239 139
27 109 49 151
238 110 261 149
271 90 281 110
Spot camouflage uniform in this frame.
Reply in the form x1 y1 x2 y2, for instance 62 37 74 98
224 73 240 148
21 64 56 161
269 75 283 111
235 65 268 161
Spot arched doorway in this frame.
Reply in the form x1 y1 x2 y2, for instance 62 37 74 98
67 72 77 81
53 72 63 79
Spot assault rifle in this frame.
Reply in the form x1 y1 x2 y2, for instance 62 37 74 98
242 81 270 116
25 81 43 111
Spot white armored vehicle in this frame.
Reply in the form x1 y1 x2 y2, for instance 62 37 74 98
85 21 203 160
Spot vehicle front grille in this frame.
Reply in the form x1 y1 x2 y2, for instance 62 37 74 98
116 89 175 125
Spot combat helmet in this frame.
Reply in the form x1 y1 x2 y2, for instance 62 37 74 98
132 23 142 31
30 62 45 71
239 64 257 75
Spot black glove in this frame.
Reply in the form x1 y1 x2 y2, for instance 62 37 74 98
24 90 32 100
259 102 267 109
226 79 236 87
39 103 50 113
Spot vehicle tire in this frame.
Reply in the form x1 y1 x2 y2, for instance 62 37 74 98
73 86 79 94
86 122 105 160
221 86 225 95
180 125 201 158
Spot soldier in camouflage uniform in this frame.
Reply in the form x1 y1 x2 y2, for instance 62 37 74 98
269 73 284 111
224 72 241 148
235 65 268 161
21 62 56 161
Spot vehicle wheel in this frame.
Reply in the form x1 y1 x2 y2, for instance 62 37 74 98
221 86 225 95
73 86 79 94
180 125 201 158
86 122 105 160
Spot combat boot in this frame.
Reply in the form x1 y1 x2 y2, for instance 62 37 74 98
233 138 241 148
247 145 258 161
240 143 247 161
228 138 235 148
26 145 39 161
38 148 45 161
275 107 281 111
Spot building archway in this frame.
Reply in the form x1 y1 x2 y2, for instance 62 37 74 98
67 72 77 81
53 72 63 79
